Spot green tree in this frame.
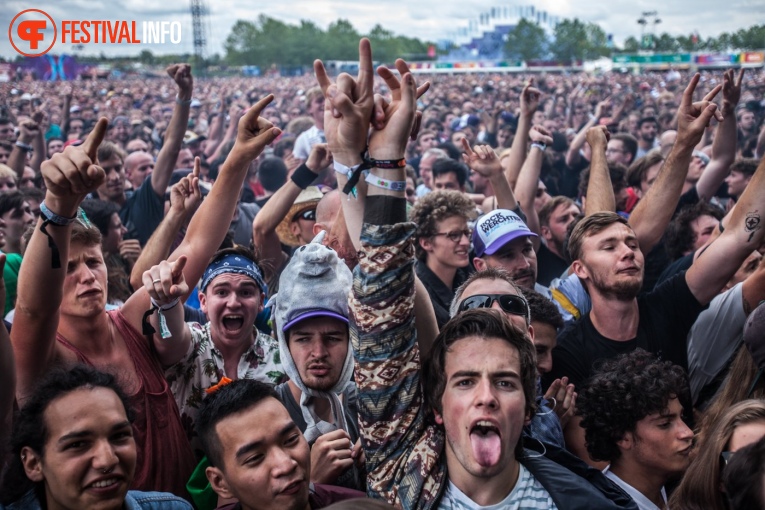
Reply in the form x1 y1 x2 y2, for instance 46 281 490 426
623 36 640 52
654 33 679 52
504 18 547 62
552 18 609 63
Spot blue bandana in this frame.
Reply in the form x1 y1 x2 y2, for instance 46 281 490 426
201 254 267 294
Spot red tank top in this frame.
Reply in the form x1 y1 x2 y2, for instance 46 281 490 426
56 310 195 498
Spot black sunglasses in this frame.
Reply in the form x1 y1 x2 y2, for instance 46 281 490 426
294 208 316 222
458 293 529 321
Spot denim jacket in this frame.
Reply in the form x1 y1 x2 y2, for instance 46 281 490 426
2 490 192 510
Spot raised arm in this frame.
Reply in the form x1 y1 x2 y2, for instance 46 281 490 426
565 98 609 168
503 80 541 188
7 120 38 180
687 153 765 305
462 138 517 211
141 256 193 366
129 161 202 291
11 119 107 400
629 74 723 253
151 64 193 196
121 96 280 324
583 125 615 216
514 126 553 242
251 144 327 282
696 69 742 201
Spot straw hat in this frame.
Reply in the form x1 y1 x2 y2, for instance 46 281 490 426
276 186 323 247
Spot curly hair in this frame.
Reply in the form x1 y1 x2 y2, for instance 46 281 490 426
577 349 689 463
409 190 475 260
663 202 724 261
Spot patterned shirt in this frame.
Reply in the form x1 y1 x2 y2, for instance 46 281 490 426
165 322 285 455
438 464 557 510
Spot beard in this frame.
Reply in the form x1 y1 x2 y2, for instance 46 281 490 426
589 269 643 300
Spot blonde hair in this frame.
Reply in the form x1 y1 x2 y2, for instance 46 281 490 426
0 164 17 183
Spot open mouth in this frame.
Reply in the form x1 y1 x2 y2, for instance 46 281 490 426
85 477 123 492
470 420 502 467
221 315 245 332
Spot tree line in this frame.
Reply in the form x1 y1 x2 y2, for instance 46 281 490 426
224 16 431 68
505 19 765 64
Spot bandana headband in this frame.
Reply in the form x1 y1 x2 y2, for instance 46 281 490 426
201 254 267 294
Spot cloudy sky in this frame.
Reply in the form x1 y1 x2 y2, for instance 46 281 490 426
2 0 762 60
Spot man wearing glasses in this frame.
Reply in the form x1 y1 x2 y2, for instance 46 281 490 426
410 189 476 328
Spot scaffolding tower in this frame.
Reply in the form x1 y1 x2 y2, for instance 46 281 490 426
190 0 209 63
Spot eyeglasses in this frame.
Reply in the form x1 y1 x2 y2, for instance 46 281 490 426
294 208 316 222
458 293 529 320
433 228 471 243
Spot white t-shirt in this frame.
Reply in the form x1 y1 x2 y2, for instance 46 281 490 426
438 463 557 510
293 125 325 160
603 466 667 510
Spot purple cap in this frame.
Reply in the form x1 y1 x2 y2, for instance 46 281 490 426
282 310 349 332
744 301 765 370
472 209 537 258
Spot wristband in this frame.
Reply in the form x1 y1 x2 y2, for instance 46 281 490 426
333 160 361 179
530 142 547 152
40 201 77 226
290 163 316 189
175 95 192 106
15 141 33 152
150 296 180 311
365 173 407 192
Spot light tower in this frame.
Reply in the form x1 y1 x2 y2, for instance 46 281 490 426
190 0 209 65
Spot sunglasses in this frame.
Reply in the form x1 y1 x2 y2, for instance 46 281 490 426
294 208 316 222
458 293 529 321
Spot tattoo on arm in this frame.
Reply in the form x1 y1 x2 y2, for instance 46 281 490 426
745 211 761 243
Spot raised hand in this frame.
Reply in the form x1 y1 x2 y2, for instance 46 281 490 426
722 68 745 115
17 119 40 143
41 117 108 217
306 143 333 173
544 377 577 428
142 255 189 307
676 73 723 148
520 78 542 118
584 125 610 150
314 38 375 166
167 64 193 100
594 97 612 119
367 64 420 159
230 95 281 164
461 139 501 178
169 157 202 216
529 125 554 145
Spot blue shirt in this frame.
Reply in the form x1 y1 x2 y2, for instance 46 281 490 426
2 490 192 510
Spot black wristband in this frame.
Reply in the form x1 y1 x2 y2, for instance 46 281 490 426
291 163 316 189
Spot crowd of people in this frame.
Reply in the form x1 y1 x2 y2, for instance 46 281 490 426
0 38 764 510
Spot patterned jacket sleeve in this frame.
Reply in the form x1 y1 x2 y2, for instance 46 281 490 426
349 196 445 510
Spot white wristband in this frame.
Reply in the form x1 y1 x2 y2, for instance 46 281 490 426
333 160 361 179
365 173 407 192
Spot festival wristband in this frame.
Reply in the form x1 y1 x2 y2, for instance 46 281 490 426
530 142 547 152
40 201 77 226
175 95 192 106
15 141 33 152
365 173 406 192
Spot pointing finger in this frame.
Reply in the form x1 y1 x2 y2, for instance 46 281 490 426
171 255 188 281
682 73 700 107
81 117 108 163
